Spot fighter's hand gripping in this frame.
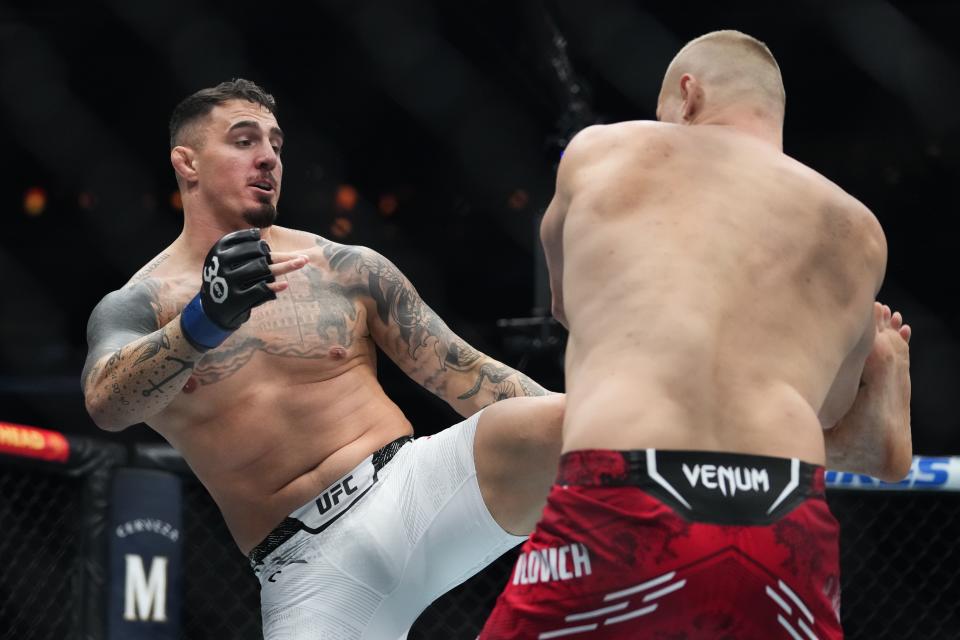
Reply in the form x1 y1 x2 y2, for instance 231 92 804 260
180 229 304 351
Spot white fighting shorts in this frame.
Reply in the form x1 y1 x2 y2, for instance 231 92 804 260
251 410 525 640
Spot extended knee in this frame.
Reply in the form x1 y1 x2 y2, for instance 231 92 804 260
524 393 565 458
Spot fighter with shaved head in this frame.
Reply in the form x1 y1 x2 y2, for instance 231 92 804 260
480 30 911 639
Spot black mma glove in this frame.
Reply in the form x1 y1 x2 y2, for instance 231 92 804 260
180 228 275 351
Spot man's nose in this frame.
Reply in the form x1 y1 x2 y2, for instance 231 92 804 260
256 144 278 170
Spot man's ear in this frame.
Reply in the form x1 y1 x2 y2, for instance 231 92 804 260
679 73 704 124
171 146 198 184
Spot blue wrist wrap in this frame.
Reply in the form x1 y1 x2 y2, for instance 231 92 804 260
180 293 233 351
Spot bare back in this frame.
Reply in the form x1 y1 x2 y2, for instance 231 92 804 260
546 122 886 462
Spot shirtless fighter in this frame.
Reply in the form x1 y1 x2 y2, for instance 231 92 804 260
479 31 911 639
81 79 563 640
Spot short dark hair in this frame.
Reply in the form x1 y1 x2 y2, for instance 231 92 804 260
168 78 277 148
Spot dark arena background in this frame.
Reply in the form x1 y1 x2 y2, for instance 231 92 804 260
2 1 960 639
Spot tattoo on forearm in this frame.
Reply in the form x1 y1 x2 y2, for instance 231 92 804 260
83 361 103 389
143 356 195 397
457 363 514 400
132 331 172 366
493 381 517 402
84 280 201 419
458 367 546 402
104 349 122 374
105 348 129 406
518 374 548 397
444 338 483 370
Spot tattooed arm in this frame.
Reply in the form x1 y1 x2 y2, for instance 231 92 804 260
82 280 201 431
322 241 550 416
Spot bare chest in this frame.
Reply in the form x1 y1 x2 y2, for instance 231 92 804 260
154 266 372 387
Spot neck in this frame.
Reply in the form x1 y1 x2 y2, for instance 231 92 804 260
176 192 275 262
693 107 783 150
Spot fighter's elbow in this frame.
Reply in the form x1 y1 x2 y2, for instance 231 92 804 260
88 412 128 433
84 396 131 432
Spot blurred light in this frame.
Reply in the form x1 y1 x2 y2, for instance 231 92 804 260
331 217 353 239
507 188 529 210
170 191 183 210
23 187 46 216
378 193 398 216
336 184 358 212
78 191 97 210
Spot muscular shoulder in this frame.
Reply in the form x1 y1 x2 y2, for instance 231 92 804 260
274 229 412 305
308 236 416 313
92 253 195 346
567 119 666 146
812 173 885 249
124 245 196 303
127 250 177 285
841 195 887 274
312 236 397 283
83 281 166 389
813 183 887 289
560 121 673 179
258 227 381 285
91 269 198 333
90 281 163 336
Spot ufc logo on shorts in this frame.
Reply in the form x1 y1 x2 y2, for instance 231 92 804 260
316 475 359 514
682 463 770 496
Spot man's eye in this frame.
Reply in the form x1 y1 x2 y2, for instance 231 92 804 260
236 139 252 147
272 145 282 155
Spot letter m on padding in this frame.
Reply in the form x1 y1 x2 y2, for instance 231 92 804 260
123 554 168 621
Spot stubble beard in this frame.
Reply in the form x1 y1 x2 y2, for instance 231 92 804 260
243 201 279 228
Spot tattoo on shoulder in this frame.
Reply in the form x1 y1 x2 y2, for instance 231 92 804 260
83 279 168 386
314 238 548 403
318 239 363 273
130 253 171 284
319 240 457 363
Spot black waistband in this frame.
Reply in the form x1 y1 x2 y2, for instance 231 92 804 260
558 449 824 526
248 435 413 567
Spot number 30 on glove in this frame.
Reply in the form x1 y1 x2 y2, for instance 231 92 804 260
180 228 275 351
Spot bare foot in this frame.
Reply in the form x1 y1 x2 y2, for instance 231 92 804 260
825 302 912 481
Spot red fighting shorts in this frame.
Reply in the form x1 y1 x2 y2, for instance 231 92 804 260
479 449 843 640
